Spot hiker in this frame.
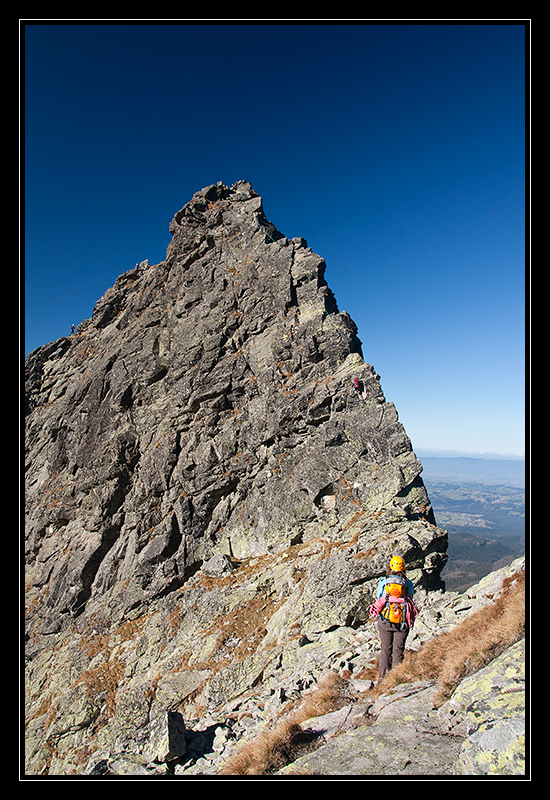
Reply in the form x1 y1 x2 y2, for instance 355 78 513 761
369 556 417 679
350 376 366 399
69 324 75 335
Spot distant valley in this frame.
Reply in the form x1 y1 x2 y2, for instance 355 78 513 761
418 455 526 591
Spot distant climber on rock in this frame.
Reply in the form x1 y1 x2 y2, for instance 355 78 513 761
369 556 418 679
350 376 366 400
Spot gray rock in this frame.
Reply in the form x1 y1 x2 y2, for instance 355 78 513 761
144 710 187 764
201 553 236 577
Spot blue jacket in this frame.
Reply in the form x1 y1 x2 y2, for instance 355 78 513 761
377 575 414 599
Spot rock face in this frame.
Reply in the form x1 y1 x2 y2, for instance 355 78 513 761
24 181 449 775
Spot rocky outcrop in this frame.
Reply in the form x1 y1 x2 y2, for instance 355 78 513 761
24 181 451 776
277 639 524 777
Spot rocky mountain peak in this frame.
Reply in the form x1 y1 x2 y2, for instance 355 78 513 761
24 181 452 775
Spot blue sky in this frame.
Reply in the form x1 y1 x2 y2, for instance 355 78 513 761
23 22 527 457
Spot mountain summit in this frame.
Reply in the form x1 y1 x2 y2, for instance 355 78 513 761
25 181 449 774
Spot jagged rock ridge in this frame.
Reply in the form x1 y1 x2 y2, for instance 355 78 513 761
25 181 449 775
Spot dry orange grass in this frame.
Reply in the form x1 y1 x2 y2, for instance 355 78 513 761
218 672 347 775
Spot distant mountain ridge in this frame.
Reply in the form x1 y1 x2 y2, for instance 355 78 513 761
415 449 524 460
418 456 525 487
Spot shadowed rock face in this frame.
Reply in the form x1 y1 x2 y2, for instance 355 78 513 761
24 181 448 775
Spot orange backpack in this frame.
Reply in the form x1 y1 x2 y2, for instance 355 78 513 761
381 574 408 624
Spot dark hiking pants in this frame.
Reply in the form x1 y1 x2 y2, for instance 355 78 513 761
377 617 409 678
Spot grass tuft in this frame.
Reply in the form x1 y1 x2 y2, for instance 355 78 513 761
218 672 347 775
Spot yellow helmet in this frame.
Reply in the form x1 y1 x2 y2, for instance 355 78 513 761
389 555 405 572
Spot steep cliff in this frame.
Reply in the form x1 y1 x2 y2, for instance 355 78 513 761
24 181 450 775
